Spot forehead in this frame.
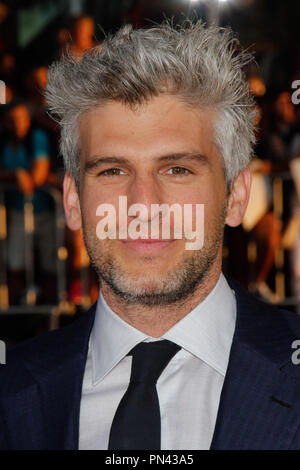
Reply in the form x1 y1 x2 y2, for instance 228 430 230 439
79 94 219 164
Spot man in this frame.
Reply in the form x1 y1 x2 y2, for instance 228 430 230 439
1 20 300 450
0 100 56 304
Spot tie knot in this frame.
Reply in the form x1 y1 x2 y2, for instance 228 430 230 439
128 339 181 384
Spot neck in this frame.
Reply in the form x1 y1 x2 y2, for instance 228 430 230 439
100 260 222 337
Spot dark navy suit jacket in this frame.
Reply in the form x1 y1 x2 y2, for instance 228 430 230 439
1 280 300 449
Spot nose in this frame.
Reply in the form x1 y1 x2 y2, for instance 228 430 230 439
126 175 162 223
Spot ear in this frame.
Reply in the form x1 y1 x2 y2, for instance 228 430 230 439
63 173 82 231
225 167 252 228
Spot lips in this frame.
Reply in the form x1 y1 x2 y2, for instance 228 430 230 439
121 238 175 253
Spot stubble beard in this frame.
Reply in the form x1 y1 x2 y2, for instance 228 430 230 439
82 200 228 307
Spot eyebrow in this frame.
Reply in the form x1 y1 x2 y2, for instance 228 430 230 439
158 153 208 164
84 153 209 172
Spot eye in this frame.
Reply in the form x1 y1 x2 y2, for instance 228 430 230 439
98 168 126 176
166 166 191 176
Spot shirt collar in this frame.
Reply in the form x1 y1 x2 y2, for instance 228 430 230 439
162 273 236 376
91 273 236 385
91 292 149 385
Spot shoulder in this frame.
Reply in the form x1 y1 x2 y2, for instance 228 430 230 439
230 277 300 327
228 277 300 369
0 306 96 396
5 313 82 361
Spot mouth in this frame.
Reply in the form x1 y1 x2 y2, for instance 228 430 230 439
120 238 176 254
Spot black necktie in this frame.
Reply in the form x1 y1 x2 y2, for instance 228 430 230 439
108 339 181 450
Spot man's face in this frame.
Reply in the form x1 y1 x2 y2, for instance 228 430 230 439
64 94 249 306
9 104 31 140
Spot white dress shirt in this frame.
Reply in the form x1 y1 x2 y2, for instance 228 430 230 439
78 273 236 450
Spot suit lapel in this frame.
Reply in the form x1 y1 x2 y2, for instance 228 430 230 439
210 281 300 449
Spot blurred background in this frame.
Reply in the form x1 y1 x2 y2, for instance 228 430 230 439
1 0 300 348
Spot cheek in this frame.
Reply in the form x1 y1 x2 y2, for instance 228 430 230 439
198 191 227 233
81 184 121 233
81 189 102 229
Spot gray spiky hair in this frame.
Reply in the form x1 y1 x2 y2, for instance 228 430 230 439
45 19 257 186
